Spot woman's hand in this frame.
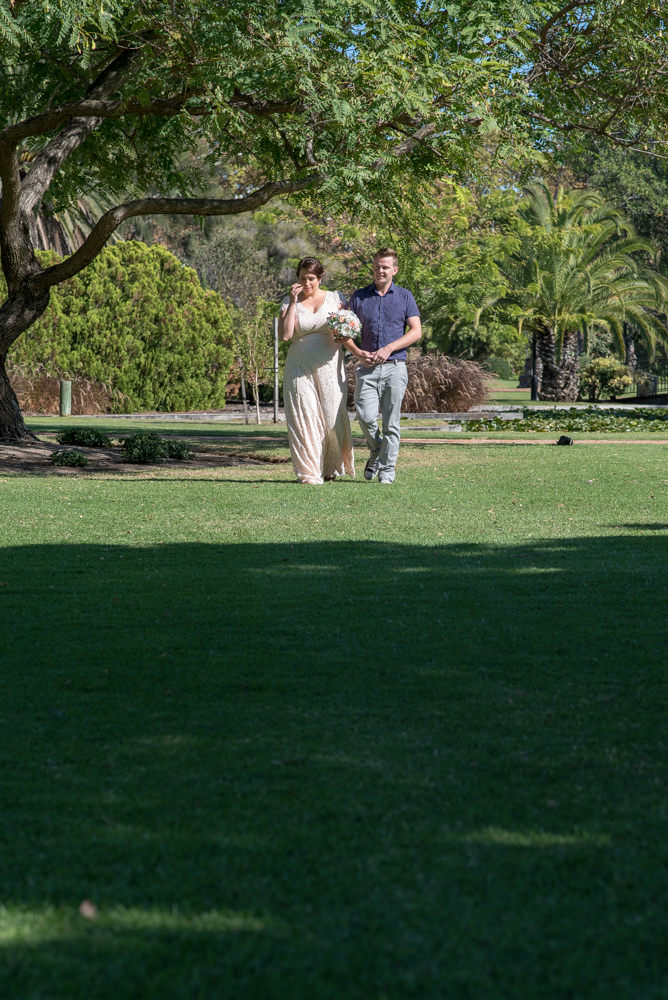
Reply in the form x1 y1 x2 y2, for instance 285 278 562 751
288 282 303 304
347 344 375 367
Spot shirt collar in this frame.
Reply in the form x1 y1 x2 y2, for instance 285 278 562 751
371 281 395 296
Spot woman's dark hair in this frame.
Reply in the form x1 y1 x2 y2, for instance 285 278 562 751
297 256 325 278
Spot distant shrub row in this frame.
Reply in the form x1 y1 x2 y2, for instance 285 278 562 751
468 407 668 433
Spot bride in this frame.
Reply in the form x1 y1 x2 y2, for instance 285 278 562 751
279 257 364 485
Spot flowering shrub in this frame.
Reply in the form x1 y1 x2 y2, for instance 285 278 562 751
580 357 633 401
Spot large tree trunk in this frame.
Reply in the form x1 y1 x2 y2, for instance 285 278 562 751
558 330 580 400
0 288 50 441
534 326 580 401
0 353 34 441
624 331 638 371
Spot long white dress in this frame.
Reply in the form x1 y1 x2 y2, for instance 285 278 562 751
282 290 355 485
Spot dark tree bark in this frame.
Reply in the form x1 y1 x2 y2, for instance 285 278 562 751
624 330 638 370
0 353 34 441
0 288 51 440
534 325 580 401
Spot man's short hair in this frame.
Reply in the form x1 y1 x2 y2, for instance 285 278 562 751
374 248 398 265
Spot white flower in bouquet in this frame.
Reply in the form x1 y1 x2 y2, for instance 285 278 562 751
329 309 361 342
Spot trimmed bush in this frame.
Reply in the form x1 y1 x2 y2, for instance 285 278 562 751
50 449 88 467
55 427 112 447
121 431 191 464
580 357 634 401
468 407 668 432
7 242 234 413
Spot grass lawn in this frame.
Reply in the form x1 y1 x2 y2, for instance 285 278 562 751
1 422 667 999
485 377 542 405
485 378 642 407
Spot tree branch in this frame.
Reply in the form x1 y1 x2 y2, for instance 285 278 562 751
33 175 322 290
0 139 40 294
371 122 437 170
539 2 589 45
0 141 22 220
3 90 300 145
19 44 147 214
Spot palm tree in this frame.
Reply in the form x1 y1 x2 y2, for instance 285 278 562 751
500 183 668 400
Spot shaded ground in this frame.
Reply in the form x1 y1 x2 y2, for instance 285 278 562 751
0 439 283 476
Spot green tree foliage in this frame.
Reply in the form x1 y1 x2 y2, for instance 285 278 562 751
580 356 633 402
310 182 525 369
497 183 668 400
2 1 668 438
7 242 234 412
564 141 668 274
127 202 315 311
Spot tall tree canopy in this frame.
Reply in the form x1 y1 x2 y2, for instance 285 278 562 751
1 0 667 437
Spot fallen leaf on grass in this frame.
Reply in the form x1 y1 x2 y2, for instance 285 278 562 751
79 900 97 919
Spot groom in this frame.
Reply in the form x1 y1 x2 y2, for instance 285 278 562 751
347 248 421 484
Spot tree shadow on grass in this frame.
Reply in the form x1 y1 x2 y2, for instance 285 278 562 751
0 535 666 999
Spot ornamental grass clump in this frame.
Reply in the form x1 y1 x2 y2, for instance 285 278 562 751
8 362 125 415
403 356 492 412
345 355 491 412
121 431 191 464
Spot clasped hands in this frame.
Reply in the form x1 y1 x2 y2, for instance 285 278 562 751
356 345 393 368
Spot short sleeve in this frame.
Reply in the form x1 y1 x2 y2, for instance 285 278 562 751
404 290 420 319
333 290 346 309
279 295 290 314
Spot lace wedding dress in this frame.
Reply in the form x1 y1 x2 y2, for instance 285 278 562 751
282 290 355 484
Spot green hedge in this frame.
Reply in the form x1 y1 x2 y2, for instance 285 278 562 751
7 242 234 412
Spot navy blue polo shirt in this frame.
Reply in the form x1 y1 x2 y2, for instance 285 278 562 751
347 282 420 361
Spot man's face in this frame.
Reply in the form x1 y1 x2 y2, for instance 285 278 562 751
373 256 398 286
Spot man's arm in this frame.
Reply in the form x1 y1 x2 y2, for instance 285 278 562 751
344 291 375 366
371 315 421 364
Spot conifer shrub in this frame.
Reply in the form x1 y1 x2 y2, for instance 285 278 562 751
7 243 234 413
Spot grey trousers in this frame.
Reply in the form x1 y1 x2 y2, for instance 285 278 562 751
354 360 408 473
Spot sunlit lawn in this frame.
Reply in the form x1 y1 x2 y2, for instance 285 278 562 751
1 423 666 999
485 377 641 406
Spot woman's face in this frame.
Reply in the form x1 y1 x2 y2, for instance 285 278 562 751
298 270 321 295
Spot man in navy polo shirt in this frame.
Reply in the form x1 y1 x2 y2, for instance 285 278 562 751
347 248 421 484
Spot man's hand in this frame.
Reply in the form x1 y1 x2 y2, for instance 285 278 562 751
353 349 375 368
371 344 394 364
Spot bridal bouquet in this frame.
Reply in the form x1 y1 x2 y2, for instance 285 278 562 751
329 309 361 342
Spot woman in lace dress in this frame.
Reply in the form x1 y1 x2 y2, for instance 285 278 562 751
279 257 361 484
